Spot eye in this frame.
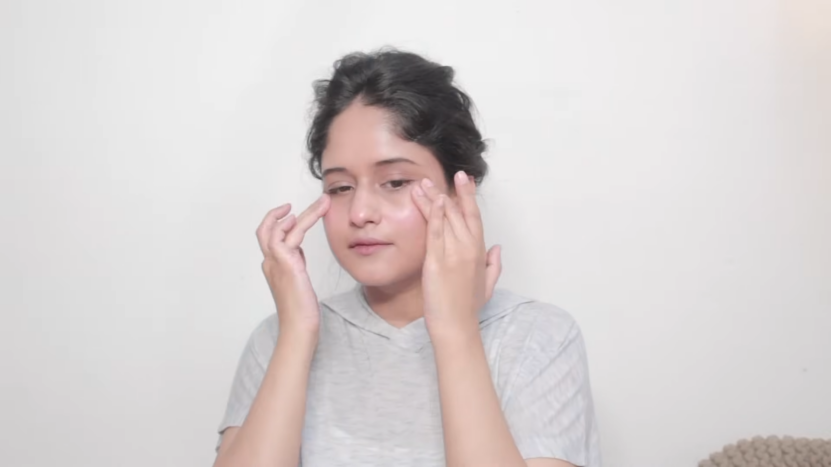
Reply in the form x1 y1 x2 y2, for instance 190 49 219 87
383 179 413 190
326 185 353 195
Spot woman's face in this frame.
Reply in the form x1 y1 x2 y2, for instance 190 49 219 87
320 101 449 289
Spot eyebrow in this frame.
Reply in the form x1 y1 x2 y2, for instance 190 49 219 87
321 157 418 177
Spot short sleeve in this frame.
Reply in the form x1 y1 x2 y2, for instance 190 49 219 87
502 308 601 467
215 315 278 451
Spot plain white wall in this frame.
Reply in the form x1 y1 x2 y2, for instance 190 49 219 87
1 0 828 466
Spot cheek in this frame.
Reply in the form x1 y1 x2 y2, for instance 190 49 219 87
322 204 349 240
385 197 427 241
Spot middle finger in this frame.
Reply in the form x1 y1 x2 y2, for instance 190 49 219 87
441 194 470 241
453 171 483 239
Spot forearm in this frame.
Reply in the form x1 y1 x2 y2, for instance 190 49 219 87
432 324 526 467
214 331 316 467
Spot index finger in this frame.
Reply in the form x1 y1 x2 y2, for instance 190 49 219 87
453 171 483 238
411 184 431 220
284 194 330 247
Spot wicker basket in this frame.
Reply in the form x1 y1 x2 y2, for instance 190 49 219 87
700 436 831 467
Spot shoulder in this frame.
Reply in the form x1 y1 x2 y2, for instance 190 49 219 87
493 289 584 353
242 314 279 365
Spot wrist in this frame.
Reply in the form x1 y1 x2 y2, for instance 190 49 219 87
427 318 481 348
276 327 319 353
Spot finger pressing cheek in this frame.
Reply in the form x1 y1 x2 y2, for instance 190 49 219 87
411 184 431 220
420 178 443 199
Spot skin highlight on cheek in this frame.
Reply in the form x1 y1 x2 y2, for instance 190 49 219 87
387 198 426 232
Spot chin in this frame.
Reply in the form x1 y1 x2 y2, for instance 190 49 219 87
342 263 419 289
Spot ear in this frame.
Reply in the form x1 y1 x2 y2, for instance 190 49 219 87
484 245 502 301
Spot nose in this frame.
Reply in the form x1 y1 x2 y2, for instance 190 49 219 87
348 185 381 227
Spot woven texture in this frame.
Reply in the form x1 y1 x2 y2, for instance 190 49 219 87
700 436 831 467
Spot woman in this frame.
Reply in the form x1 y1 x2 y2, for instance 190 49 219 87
214 49 601 467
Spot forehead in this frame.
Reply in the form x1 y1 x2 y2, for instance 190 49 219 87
321 102 440 173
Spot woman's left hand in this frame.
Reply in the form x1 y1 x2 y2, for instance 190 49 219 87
411 171 502 336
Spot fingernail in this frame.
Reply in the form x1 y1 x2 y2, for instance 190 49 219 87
413 186 424 197
456 171 468 184
422 178 433 188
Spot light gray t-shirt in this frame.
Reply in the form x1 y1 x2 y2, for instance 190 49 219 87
217 287 601 466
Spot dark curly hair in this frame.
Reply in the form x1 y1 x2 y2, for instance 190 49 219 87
305 49 488 189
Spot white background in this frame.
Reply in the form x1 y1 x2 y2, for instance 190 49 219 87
1 0 829 466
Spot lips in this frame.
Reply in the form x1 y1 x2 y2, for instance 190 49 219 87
348 238 391 248
349 238 392 255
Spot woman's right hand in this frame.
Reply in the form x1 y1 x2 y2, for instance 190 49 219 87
255 195 330 337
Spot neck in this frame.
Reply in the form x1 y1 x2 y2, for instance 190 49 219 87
362 275 424 328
